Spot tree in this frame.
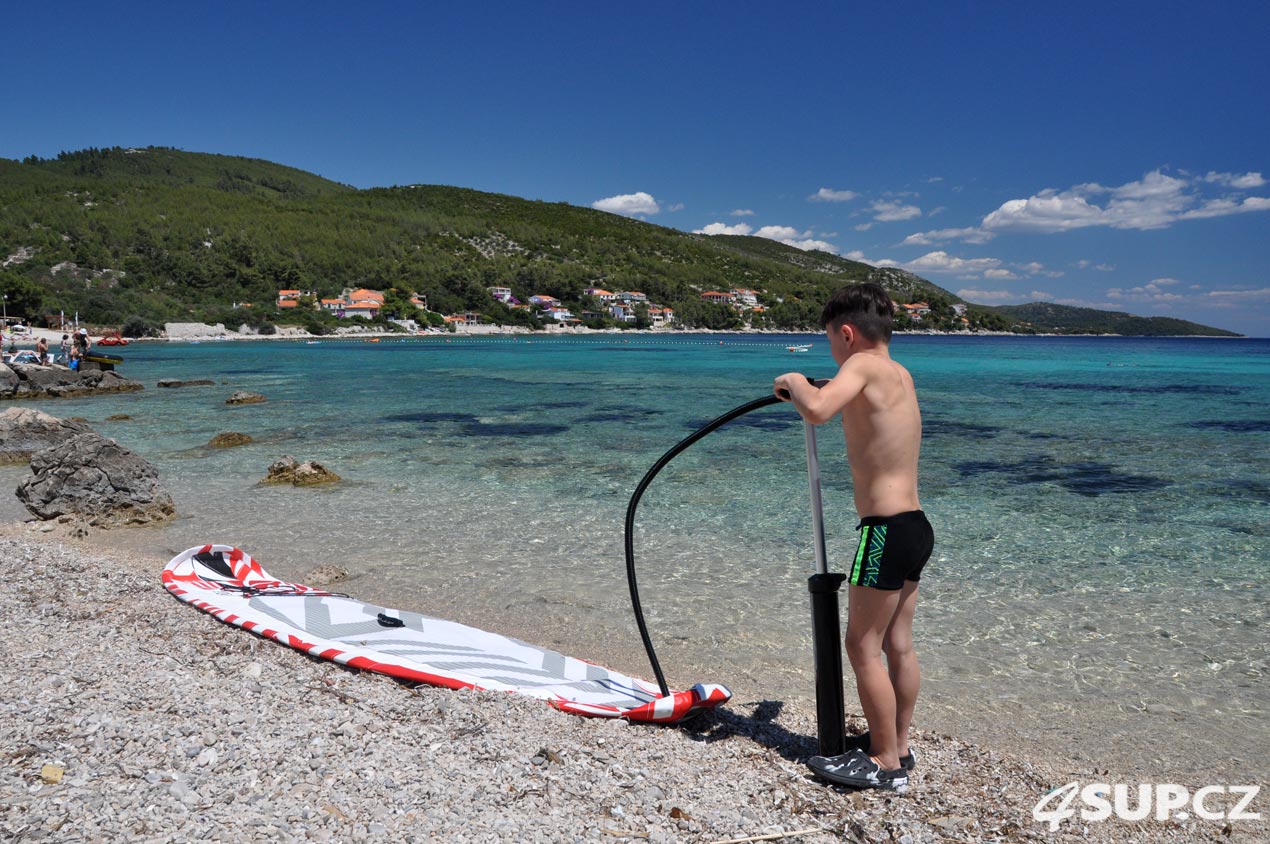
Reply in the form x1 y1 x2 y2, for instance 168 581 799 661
0 270 44 323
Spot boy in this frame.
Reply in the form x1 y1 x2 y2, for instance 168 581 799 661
774 282 933 792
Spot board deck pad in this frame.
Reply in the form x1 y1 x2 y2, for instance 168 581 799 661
163 545 730 723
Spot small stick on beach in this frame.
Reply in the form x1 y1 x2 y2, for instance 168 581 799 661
707 828 827 844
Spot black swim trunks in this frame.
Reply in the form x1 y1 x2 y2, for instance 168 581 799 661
847 510 934 590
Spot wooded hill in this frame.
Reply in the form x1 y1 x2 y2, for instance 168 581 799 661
0 147 1239 336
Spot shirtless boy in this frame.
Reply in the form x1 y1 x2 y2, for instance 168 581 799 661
774 282 933 792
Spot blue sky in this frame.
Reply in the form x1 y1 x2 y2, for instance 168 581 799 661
3 1 1267 334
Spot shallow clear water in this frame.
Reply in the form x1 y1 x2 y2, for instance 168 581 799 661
5 333 1267 778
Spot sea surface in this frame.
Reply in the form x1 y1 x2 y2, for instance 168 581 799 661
3 333 1266 780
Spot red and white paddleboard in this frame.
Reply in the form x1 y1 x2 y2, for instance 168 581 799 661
163 545 730 723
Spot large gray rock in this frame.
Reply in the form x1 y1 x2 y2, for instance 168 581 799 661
0 408 94 464
226 390 267 405
2 364 143 399
0 364 18 398
17 432 176 526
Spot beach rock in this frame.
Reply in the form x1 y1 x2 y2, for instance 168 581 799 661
305 565 349 587
158 378 216 388
106 414 132 421
0 407 94 464
0 363 18 397
1 363 143 399
16 432 176 527
262 455 340 487
226 390 267 405
209 432 253 448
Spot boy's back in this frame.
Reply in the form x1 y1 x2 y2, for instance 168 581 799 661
839 352 922 519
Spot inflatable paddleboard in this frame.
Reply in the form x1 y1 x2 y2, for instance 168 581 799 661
163 545 730 723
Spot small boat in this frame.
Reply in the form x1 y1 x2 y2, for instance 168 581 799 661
306 340 320 345
81 352 124 372
787 344 812 353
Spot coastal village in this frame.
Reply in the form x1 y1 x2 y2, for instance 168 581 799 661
267 285 965 334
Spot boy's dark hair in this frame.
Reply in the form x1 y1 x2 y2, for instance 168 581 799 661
820 282 895 342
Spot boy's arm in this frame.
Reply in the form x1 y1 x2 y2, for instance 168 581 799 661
774 360 867 425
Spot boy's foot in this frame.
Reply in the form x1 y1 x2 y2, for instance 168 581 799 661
807 748 909 792
842 731 916 770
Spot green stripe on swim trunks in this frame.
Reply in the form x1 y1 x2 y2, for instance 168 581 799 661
863 524 888 587
851 526 870 585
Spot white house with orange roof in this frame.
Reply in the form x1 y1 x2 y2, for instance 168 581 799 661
648 306 675 327
488 286 513 303
731 288 760 308
701 290 734 304
347 288 385 305
343 301 380 319
584 286 616 302
529 295 561 309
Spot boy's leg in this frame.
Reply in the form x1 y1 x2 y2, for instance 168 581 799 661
845 584 903 770
882 580 920 758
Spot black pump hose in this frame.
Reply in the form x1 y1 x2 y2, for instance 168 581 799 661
624 392 786 698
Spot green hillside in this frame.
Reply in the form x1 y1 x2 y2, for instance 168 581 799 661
989 302 1240 336
0 146 1240 336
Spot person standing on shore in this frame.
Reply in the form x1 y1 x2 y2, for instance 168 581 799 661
35 335 49 365
774 282 933 793
59 333 70 362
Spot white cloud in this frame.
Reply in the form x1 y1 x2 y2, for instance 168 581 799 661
592 191 660 216
1207 287 1270 302
667 202 685 212
955 288 1021 302
693 222 753 236
904 250 1002 274
1204 171 1266 189
809 187 859 202
845 250 899 267
754 225 804 240
1180 196 1270 220
902 226 994 246
730 208 756 217
984 268 1020 280
753 224 839 253
956 288 1090 306
1106 280 1186 303
854 223 873 232
871 200 922 222
1096 263 1116 272
928 206 947 216
980 168 1270 233
925 176 944 184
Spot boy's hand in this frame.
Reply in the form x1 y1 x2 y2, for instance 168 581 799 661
773 372 805 401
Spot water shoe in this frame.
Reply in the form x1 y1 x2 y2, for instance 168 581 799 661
807 748 909 792
841 731 916 770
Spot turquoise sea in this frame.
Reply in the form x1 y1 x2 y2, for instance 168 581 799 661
3 333 1266 779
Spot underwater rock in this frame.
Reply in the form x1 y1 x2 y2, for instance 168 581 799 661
209 432 253 448
226 390 267 405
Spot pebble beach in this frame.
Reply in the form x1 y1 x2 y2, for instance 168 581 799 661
2 525 1261 844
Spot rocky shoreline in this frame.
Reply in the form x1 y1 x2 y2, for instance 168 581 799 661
0 362 143 400
1 526 1253 843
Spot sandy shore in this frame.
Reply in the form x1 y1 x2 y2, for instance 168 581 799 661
1 521 1257 843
